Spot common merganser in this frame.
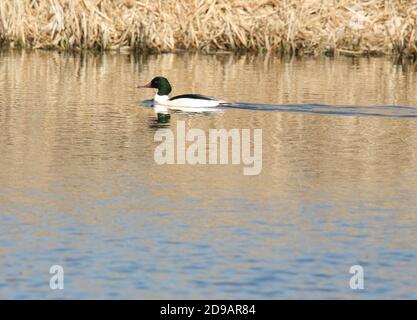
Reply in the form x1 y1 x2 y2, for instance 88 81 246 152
139 76 227 108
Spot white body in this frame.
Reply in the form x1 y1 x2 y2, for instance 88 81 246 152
154 94 225 108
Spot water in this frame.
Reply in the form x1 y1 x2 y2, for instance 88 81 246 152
1 50 417 299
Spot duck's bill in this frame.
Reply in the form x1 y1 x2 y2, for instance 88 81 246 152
138 82 152 88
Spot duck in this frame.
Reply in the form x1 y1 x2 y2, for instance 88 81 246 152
138 76 228 108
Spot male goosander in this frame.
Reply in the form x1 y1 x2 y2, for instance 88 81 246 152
139 76 227 108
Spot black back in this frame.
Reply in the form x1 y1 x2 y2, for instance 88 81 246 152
169 94 216 101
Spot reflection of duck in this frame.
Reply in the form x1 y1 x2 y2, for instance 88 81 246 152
156 112 170 123
139 76 228 108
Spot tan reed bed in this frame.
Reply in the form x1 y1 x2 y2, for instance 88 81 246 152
0 0 417 56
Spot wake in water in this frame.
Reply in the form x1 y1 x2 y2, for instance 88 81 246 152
224 102 417 118
143 99 417 119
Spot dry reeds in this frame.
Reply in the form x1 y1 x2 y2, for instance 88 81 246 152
0 0 417 56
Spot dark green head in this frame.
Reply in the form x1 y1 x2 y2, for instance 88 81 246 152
139 76 172 95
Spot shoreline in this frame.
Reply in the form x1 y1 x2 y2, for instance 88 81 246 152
0 0 416 57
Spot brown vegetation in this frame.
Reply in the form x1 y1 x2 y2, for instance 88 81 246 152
0 0 417 56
